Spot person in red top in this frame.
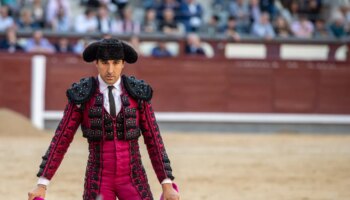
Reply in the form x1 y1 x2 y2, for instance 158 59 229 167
28 38 179 200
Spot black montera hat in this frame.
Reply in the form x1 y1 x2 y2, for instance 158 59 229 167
82 38 138 63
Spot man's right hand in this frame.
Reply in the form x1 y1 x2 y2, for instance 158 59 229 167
28 185 46 200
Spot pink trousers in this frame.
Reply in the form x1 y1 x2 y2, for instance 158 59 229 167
99 139 141 200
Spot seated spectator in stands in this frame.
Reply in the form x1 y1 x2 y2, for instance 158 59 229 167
128 35 141 55
228 0 250 33
97 5 113 33
200 14 223 37
282 0 300 25
290 15 314 38
46 0 70 29
329 15 347 38
112 0 129 18
17 8 40 31
74 8 98 33
73 37 93 55
260 0 275 18
223 16 241 41
185 33 206 56
102 33 112 39
178 0 203 32
0 27 23 53
313 18 333 38
49 7 70 32
273 15 291 38
156 0 181 20
151 41 172 57
54 37 74 53
1 0 20 15
29 0 45 28
298 0 321 22
24 30 55 53
159 8 182 35
0 5 14 31
142 8 159 33
111 6 140 34
249 0 261 24
251 12 275 39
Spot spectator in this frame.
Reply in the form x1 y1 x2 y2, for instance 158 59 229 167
54 37 74 53
273 15 291 38
223 16 241 41
297 0 321 22
260 0 275 18
159 8 182 35
251 12 275 39
102 33 112 39
329 15 347 38
290 15 314 38
156 0 181 20
142 8 159 33
49 7 70 32
151 41 172 57
178 0 203 32
111 0 129 18
46 0 70 26
304 0 322 22
185 33 206 56
1 0 19 15
0 5 14 31
73 37 93 55
111 6 140 34
17 8 40 31
249 0 261 24
283 0 300 25
0 27 23 53
228 0 250 33
200 14 222 37
74 8 98 33
128 35 141 55
29 0 45 28
24 30 55 53
313 18 333 38
97 5 113 33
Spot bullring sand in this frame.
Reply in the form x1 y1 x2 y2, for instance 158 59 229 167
0 109 350 200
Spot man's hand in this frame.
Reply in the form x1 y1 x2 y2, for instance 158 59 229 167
28 184 46 200
162 183 180 200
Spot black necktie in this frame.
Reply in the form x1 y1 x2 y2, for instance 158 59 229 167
108 86 116 117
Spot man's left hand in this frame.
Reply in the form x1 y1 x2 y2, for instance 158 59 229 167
162 183 180 200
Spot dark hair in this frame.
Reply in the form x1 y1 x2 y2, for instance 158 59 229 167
228 15 237 21
212 15 220 22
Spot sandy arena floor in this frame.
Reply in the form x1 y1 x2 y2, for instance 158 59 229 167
0 109 350 200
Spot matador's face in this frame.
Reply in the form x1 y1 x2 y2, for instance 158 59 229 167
96 59 125 85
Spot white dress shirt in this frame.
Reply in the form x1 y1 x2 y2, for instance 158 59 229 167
98 75 122 115
38 76 171 186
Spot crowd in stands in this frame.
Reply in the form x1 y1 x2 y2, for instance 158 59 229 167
0 0 350 56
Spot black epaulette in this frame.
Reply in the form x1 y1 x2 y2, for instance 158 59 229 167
122 75 153 101
66 77 97 105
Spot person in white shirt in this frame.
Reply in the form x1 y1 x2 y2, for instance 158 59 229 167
251 12 276 39
111 6 140 34
0 5 14 31
74 8 98 33
28 38 179 200
97 5 113 33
